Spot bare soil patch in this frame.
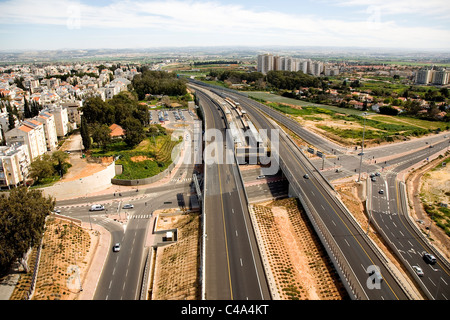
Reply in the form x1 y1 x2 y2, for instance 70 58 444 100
151 212 200 300
130 155 154 162
252 198 348 300
9 216 97 300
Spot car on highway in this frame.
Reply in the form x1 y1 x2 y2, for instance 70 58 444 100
256 175 265 179
303 174 309 179
379 189 384 194
90 204 105 211
113 243 121 252
423 253 436 265
122 204 134 209
412 266 424 277
53 209 61 214
371 177 377 182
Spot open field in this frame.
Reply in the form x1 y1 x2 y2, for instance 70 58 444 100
9 216 95 300
246 93 448 146
90 133 181 180
420 158 450 237
251 198 348 300
151 212 200 300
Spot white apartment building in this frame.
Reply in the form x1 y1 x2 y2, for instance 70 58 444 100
415 68 433 84
48 106 70 137
5 119 47 160
61 101 82 126
0 143 30 188
35 112 58 151
432 69 449 85
257 54 274 74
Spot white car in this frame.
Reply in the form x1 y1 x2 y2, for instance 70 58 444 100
90 204 105 211
122 204 134 209
412 265 424 277
113 243 121 252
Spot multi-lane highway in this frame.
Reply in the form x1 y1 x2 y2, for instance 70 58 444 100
195 89 270 300
195 82 449 300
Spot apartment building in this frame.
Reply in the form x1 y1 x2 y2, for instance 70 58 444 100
35 111 58 151
0 143 30 188
5 120 47 160
257 54 274 74
48 106 70 137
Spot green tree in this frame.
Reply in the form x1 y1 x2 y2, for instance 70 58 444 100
91 123 112 150
122 117 145 147
29 154 56 183
0 187 55 274
80 116 91 151
6 103 15 130
51 150 71 178
23 98 32 119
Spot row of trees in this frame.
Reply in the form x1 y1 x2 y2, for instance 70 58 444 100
81 91 149 148
0 187 55 275
29 150 72 184
131 69 187 100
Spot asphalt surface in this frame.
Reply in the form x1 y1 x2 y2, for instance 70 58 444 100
202 86 410 300
196 89 270 300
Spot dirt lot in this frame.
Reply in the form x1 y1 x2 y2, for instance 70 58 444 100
9 216 97 300
251 198 348 300
151 211 200 300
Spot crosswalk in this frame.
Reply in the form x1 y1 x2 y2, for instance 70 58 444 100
130 214 152 219
171 177 193 183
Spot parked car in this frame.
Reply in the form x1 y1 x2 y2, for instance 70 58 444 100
122 204 134 209
423 253 436 265
113 243 121 252
412 266 424 277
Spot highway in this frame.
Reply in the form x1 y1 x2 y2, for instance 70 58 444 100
195 82 450 300
196 89 270 300
191 82 411 299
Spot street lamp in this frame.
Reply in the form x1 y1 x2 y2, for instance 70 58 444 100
358 112 368 182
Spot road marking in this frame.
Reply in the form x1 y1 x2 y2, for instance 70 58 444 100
344 239 350 247
408 241 413 247
441 277 448 286
399 231 404 237
331 220 336 226
240 258 243 267
429 278 436 287
235 230 238 237
392 222 397 228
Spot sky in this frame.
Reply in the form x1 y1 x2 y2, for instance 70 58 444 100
0 0 449 51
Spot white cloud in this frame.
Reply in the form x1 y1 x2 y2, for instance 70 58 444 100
0 0 449 49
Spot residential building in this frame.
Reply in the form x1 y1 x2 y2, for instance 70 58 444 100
5 120 47 160
257 54 274 74
48 106 70 137
35 111 58 151
415 68 433 84
0 143 30 188
432 68 449 85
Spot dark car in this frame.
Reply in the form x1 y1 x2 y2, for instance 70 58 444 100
423 253 436 265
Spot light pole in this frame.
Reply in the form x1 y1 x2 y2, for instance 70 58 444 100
358 112 368 182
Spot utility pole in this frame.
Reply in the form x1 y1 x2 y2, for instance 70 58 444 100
358 112 367 182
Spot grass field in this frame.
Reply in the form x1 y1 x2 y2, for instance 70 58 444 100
91 133 182 180
247 91 366 116
248 93 449 145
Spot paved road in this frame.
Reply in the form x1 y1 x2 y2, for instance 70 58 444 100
196 89 270 300
203 86 410 300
